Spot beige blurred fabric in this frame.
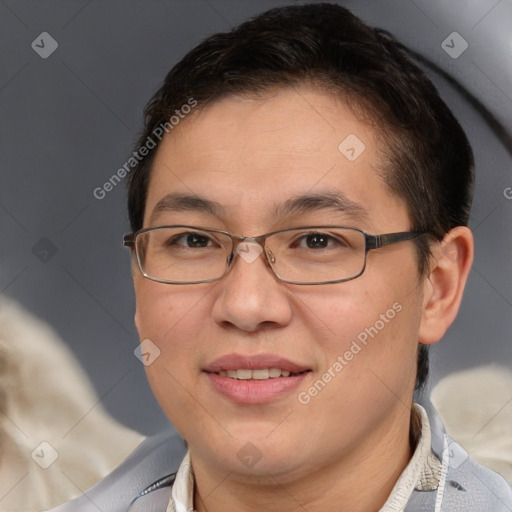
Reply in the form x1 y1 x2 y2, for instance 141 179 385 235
0 299 145 512
431 364 512 484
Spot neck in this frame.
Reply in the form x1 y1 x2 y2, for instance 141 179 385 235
192 406 415 512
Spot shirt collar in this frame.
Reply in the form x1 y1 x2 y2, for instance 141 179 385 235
379 403 441 511
167 403 441 512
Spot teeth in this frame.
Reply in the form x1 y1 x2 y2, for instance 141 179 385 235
252 369 269 380
269 368 282 378
217 368 297 380
237 369 252 380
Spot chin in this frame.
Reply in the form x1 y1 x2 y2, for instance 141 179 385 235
191 428 310 478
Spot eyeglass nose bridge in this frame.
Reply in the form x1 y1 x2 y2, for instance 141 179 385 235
229 236 276 268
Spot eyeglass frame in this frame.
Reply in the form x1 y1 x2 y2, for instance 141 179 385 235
123 225 426 285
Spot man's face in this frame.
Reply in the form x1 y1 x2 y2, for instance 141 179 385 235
133 87 426 481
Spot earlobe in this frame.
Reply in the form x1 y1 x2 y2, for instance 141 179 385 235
134 309 140 335
418 226 474 345
132 265 142 336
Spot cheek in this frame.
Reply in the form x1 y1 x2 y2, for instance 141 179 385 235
134 280 207 389
144 357 204 440
299 299 419 443
303 275 421 397
134 278 206 340
322 299 413 376
300 279 401 347
134 280 211 430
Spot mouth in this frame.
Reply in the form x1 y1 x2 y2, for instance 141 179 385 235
211 368 308 380
203 354 311 404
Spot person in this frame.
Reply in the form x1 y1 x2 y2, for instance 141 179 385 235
47 3 512 511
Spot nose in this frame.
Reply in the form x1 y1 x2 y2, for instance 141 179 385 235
211 240 293 333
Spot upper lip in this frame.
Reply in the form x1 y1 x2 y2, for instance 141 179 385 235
204 354 310 373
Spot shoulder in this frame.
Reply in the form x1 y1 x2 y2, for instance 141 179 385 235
410 401 512 511
441 437 512 511
431 364 512 483
45 429 186 512
409 442 512 511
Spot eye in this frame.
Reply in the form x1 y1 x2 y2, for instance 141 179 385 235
293 232 347 250
167 232 214 248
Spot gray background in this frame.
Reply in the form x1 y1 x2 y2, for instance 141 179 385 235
1 0 511 436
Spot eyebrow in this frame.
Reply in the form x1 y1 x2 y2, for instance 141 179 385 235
150 193 225 222
274 191 368 221
149 191 368 224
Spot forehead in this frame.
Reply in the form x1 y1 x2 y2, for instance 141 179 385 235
144 86 409 232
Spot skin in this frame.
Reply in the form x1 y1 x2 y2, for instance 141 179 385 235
132 86 473 512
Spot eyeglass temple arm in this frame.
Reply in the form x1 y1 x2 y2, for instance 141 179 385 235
123 234 135 247
366 231 424 251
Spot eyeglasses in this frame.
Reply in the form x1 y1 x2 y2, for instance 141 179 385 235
123 225 425 285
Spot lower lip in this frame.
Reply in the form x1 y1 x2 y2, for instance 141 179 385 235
205 372 309 404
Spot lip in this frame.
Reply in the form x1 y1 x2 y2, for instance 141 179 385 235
204 353 310 373
203 353 311 405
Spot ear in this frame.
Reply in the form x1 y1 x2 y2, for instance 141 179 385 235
134 306 141 336
131 263 142 336
418 226 474 345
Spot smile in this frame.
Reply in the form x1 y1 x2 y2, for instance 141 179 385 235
203 353 311 404
217 368 302 380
